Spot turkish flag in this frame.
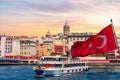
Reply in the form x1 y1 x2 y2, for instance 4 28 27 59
71 24 117 57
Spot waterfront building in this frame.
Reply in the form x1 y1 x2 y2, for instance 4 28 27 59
35 36 43 44
0 35 20 58
54 37 67 56
0 35 6 57
36 43 47 59
20 39 36 59
43 38 54 56
11 37 20 57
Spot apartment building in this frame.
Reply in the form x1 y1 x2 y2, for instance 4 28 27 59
0 35 20 58
20 39 36 59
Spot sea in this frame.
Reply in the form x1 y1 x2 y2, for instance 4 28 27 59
0 65 120 80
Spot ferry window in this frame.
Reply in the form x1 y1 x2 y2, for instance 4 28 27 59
64 64 67 67
77 63 79 66
82 63 85 66
68 70 69 73
76 69 77 72
53 64 62 67
72 70 74 72
72 64 74 67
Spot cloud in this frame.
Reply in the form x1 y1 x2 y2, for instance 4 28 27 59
0 0 120 36
1 0 120 17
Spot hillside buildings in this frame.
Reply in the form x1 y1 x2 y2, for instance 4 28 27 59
0 21 119 62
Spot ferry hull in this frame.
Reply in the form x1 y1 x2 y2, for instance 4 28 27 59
34 67 89 77
35 69 62 76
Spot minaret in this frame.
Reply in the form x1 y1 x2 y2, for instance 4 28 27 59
63 21 70 36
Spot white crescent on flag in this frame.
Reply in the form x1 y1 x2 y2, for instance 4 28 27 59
88 35 107 49
97 35 107 49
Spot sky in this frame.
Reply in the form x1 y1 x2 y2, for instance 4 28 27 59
0 0 120 36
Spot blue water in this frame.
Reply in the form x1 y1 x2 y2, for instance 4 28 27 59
0 65 120 80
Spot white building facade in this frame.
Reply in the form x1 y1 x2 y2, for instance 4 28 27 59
0 35 6 57
0 35 20 58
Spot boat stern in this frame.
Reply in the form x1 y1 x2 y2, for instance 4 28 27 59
33 66 44 76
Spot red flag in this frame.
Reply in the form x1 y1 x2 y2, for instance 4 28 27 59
71 24 117 57
71 41 85 57
74 41 85 45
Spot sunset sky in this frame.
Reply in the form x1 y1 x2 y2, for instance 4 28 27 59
0 0 120 36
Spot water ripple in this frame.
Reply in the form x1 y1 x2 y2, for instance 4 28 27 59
0 65 120 80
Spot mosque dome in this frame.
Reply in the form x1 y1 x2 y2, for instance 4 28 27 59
46 29 51 37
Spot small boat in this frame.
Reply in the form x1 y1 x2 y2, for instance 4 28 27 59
33 56 88 77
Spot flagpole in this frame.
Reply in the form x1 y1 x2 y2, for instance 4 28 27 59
110 19 119 52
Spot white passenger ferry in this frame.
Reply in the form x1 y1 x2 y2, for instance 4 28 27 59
33 56 89 77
